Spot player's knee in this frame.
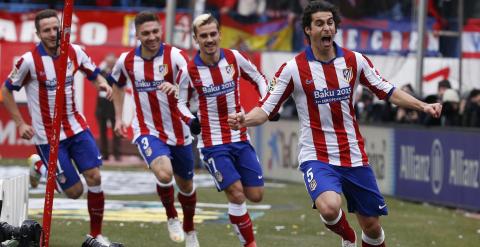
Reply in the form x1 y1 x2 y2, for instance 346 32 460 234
317 203 340 221
83 168 102 186
246 190 263 203
361 220 382 236
64 184 84 199
227 190 246 204
177 181 193 194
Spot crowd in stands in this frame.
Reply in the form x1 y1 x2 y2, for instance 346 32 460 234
2 0 479 129
353 80 480 128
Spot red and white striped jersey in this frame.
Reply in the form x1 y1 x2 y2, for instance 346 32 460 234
109 44 193 146
260 44 395 167
5 44 99 145
177 48 268 148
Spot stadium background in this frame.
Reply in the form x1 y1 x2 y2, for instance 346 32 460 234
0 1 480 246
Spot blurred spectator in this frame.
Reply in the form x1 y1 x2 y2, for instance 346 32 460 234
354 87 374 123
461 89 480 127
96 53 121 161
437 79 452 98
206 0 237 21
441 88 461 126
395 84 419 124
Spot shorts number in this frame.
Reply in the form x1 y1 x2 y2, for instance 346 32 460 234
306 167 313 182
141 137 149 149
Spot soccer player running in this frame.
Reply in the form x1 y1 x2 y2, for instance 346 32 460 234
109 11 199 247
228 1 442 247
176 14 268 247
1 9 113 245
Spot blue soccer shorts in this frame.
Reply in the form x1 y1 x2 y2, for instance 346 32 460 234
36 129 102 191
300 160 388 217
135 135 194 180
200 141 264 191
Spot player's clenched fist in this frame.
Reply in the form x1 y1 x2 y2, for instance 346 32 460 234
423 103 442 118
114 120 128 138
227 112 245 130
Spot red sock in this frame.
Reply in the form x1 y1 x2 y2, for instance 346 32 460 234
362 241 385 247
324 210 356 242
87 191 104 237
177 191 196 232
156 184 178 219
229 212 255 246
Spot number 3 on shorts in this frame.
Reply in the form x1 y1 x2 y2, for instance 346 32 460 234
141 137 149 150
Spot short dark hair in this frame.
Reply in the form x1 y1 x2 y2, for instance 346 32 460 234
438 79 452 89
302 1 341 42
35 9 58 32
134 11 159 29
192 13 219 36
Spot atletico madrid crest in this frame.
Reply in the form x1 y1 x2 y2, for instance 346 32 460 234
343 67 353 82
225 64 234 76
159 64 168 76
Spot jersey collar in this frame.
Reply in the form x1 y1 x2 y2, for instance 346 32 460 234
305 42 344 64
194 49 225 67
135 43 164 60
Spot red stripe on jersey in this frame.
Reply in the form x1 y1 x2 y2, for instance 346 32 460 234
343 49 369 164
360 55 388 99
259 63 293 117
189 64 212 146
163 45 185 145
68 46 88 132
52 55 74 137
322 62 352 166
224 49 247 141
296 53 329 163
32 48 53 142
144 59 167 141
209 63 232 144
125 51 149 135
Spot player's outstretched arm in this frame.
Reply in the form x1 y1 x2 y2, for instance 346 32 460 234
389 88 442 118
227 107 269 130
93 75 113 100
1 83 34 139
112 84 128 138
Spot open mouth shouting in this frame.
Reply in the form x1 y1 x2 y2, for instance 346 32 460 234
320 35 332 47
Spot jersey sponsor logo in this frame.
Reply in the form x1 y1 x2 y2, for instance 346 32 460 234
201 80 236 97
8 67 18 79
44 75 74 90
134 79 165 92
158 64 168 76
313 86 351 104
268 77 277 92
343 67 353 82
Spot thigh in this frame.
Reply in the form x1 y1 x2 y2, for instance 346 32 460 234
170 144 195 180
299 161 343 203
36 142 80 191
201 146 240 192
233 142 264 188
339 166 388 217
135 135 171 167
69 130 102 173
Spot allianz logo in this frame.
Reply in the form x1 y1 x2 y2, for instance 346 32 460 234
399 139 479 195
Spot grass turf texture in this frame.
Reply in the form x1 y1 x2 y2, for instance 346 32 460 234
31 182 479 247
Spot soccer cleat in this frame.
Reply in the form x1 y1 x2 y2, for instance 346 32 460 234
185 231 200 247
95 234 111 245
28 154 42 189
167 218 185 242
342 231 357 247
